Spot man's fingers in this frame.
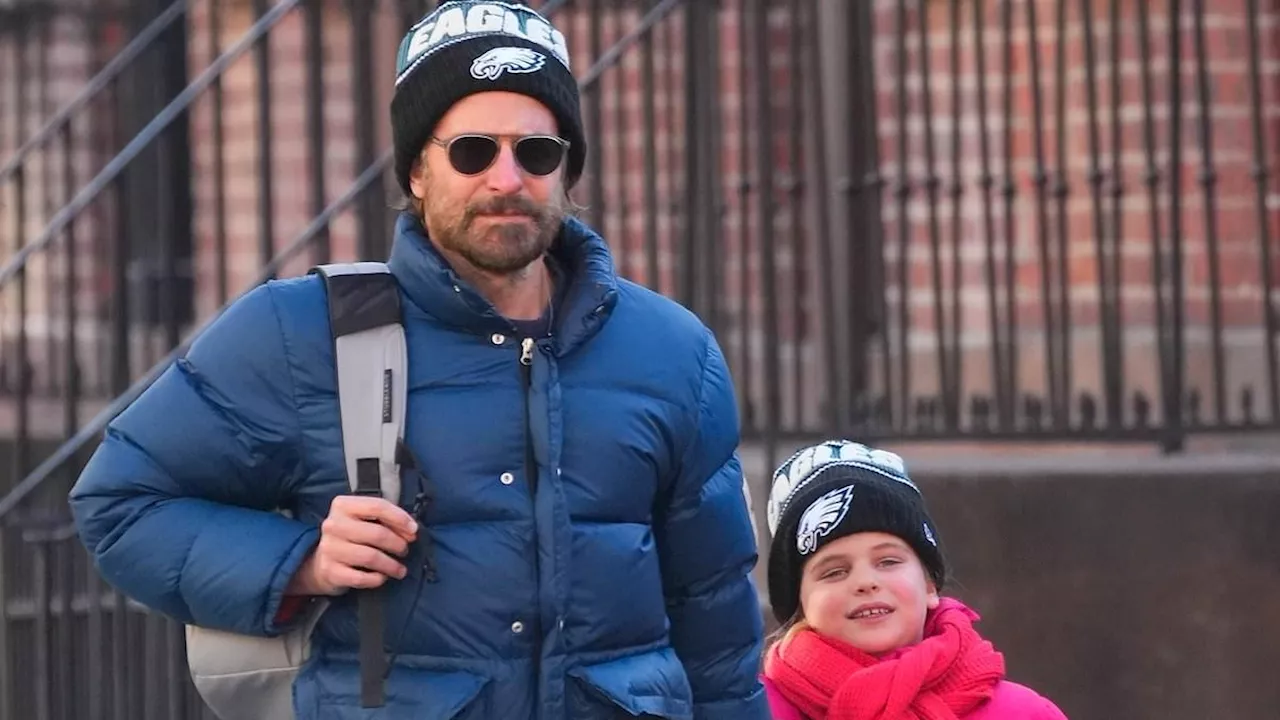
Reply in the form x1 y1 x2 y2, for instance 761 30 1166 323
327 540 408 580
314 495 418 594
325 564 391 590
330 495 418 539
326 515 411 557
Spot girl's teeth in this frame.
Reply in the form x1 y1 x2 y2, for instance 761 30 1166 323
853 608 891 619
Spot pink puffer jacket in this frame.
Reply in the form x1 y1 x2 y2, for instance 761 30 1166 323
762 675 1068 719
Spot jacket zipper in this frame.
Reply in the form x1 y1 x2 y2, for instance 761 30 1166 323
519 336 542 698
520 337 537 494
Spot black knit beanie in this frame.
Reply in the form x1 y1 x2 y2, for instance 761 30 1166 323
765 440 948 625
391 1 586 196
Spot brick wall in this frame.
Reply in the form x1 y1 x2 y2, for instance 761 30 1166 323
0 7 126 400
185 0 403 315
128 0 1280 432
863 0 1280 428
5 0 1278 437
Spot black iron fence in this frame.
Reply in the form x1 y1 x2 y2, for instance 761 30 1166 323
0 1 734 717
740 0 1280 458
0 0 1279 718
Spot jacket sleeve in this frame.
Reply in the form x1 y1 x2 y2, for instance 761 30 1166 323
656 332 769 720
68 282 319 637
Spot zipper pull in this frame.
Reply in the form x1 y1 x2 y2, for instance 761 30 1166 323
520 337 534 366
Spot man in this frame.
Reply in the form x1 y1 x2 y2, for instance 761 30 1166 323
68 2 768 718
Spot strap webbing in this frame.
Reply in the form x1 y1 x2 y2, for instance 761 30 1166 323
310 262 407 709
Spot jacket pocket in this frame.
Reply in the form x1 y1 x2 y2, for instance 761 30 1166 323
297 660 491 720
567 646 694 720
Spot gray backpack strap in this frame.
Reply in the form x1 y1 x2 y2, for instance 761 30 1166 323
184 263 405 719
310 261 407 709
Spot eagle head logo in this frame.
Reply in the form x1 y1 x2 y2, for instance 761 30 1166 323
471 47 546 81
795 485 855 556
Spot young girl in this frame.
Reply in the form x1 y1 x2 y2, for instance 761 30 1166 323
761 440 1069 720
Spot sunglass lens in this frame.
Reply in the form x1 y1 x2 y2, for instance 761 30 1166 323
514 137 566 176
448 136 500 175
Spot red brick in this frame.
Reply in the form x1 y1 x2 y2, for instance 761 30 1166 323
13 0 1280 421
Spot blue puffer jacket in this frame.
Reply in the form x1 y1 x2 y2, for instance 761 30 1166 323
69 212 768 720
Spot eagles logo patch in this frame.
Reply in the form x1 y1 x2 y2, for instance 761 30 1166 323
471 47 546 80
795 485 855 555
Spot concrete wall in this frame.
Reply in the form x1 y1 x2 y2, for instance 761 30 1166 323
742 444 1280 720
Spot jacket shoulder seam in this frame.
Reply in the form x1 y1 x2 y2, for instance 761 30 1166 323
676 328 715 470
264 281 311 487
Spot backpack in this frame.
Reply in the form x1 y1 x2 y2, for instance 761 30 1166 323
184 262 407 720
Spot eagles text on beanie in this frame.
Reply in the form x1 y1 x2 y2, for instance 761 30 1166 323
391 1 587 195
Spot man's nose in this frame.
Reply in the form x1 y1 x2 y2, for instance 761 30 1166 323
484 144 525 195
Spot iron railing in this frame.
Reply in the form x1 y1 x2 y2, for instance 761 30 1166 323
0 1 440 716
0 1 717 717
0 0 175 483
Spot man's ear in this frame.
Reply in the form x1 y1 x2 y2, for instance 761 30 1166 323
408 155 427 201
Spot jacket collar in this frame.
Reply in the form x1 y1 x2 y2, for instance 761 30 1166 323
386 211 619 355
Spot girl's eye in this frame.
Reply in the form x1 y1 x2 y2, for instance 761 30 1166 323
821 568 847 581
878 557 903 568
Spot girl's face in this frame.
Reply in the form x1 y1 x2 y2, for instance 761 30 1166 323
798 531 939 655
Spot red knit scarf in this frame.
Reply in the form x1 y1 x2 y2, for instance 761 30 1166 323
765 599 1006 720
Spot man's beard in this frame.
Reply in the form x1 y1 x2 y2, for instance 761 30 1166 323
426 188 566 275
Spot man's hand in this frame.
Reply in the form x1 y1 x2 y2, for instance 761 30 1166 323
286 495 419 596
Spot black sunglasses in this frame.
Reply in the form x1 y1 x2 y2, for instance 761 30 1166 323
428 133 570 177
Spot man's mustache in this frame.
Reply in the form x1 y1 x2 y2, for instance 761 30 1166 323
464 195 544 223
